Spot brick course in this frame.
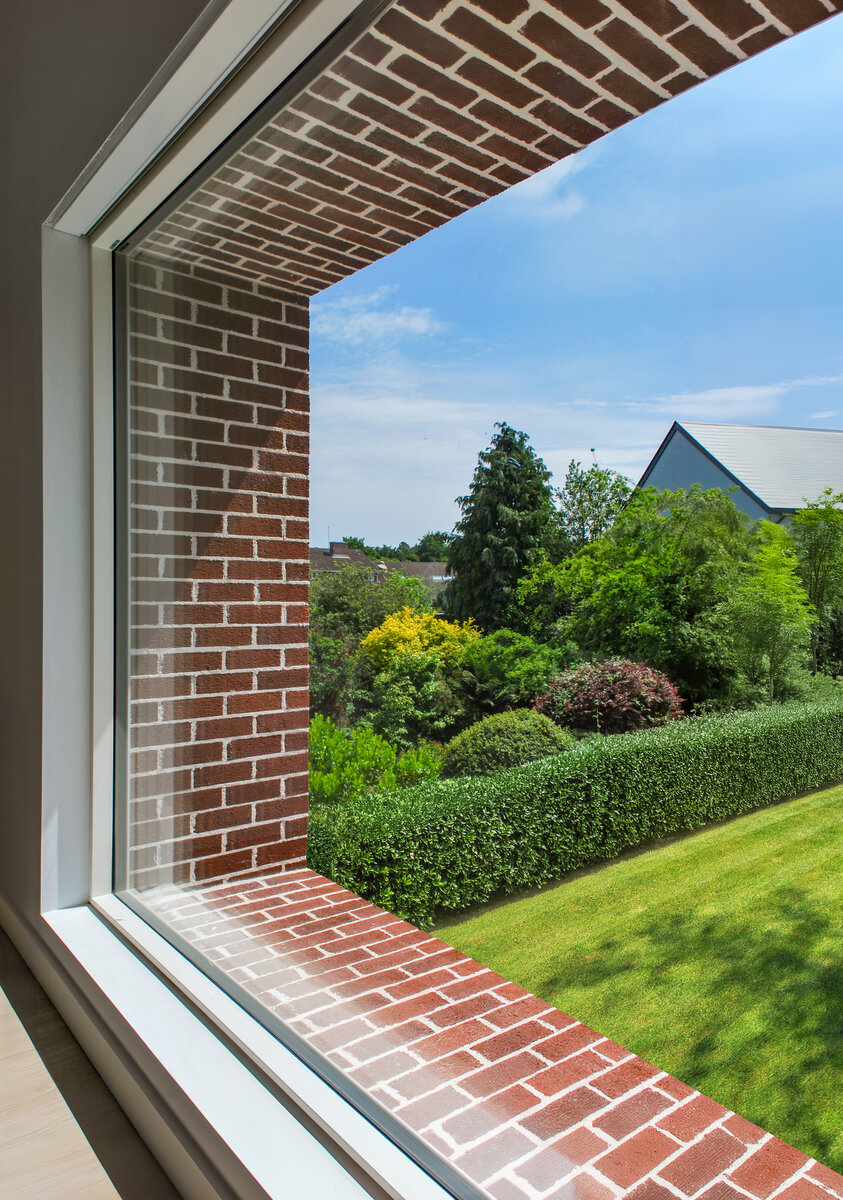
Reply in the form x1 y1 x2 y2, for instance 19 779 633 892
126 259 310 889
143 871 843 1200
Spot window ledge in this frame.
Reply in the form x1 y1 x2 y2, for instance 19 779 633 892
41 899 452 1200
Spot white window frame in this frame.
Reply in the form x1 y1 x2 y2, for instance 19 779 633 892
35 3 455 1197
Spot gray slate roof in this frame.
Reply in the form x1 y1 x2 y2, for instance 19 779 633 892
681 422 843 510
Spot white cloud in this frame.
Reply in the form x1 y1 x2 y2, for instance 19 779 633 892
634 383 786 420
626 374 843 422
503 153 591 222
310 286 446 345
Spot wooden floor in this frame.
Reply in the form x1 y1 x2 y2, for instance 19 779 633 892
0 926 182 1200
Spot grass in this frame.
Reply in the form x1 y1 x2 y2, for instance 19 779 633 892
436 783 843 1170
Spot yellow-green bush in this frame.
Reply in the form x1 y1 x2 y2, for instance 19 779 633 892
360 607 479 671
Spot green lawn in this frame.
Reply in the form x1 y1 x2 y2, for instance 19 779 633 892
436 784 843 1170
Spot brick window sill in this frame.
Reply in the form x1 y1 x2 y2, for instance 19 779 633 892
44 897 450 1200
110 871 843 1200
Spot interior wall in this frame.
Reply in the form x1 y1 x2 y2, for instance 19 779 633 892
0 1 210 929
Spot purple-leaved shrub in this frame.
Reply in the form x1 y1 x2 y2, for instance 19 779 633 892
535 658 683 734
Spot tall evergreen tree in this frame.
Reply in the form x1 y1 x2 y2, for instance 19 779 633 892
447 423 553 631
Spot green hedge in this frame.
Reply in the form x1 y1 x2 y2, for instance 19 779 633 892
307 702 843 927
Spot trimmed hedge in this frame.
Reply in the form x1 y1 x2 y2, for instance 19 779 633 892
307 702 843 927
441 709 575 778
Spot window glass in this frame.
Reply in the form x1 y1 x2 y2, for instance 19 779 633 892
114 3 843 1196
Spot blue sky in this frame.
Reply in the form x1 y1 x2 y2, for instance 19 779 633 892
310 16 843 547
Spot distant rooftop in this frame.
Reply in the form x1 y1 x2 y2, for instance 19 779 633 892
309 542 373 572
309 543 449 591
677 423 843 510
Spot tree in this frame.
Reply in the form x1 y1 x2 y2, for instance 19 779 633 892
552 456 632 557
309 564 432 722
342 531 453 562
446 423 554 631
517 485 755 704
343 535 412 561
719 524 816 703
790 490 843 673
414 531 453 561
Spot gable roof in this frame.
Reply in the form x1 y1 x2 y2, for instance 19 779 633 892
662 423 843 511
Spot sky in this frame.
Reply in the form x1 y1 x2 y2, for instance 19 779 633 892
309 15 843 548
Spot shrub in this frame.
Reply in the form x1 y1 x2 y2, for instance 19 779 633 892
459 629 578 714
307 702 843 926
441 709 575 778
360 651 470 750
311 564 432 644
360 607 479 671
536 658 683 734
355 609 479 747
310 565 433 722
308 714 440 804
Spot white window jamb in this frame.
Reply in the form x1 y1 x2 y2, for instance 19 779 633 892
35 3 459 1198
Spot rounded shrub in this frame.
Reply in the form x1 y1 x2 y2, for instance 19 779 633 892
440 708 576 778
536 658 682 734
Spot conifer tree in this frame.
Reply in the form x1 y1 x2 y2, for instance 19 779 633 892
447 423 553 631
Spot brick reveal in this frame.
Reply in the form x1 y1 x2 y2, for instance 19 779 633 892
144 873 843 1200
126 259 310 889
135 0 840 294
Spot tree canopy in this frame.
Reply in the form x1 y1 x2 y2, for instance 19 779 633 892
518 485 755 704
343 531 453 562
719 523 816 702
447 423 554 632
790 489 843 673
551 456 632 557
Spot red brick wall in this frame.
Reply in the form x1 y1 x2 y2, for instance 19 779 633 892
138 0 842 294
145 870 843 1200
126 259 310 890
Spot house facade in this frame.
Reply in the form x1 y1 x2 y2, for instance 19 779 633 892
638 421 843 521
311 541 451 597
